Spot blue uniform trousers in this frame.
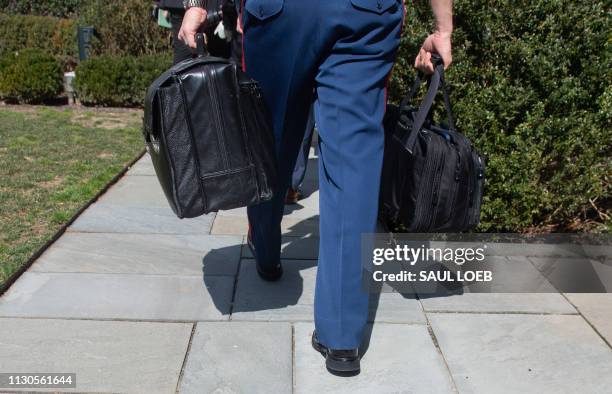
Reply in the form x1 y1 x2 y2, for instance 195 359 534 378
243 0 403 349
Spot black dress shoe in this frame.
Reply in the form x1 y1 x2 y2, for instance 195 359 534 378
311 331 360 375
247 225 283 281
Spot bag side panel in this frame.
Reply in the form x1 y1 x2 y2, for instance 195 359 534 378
159 84 206 218
201 167 260 211
147 93 181 217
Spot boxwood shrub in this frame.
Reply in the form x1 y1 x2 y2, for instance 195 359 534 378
73 53 172 107
0 49 63 103
0 12 77 69
77 0 172 57
389 0 611 232
2 0 84 18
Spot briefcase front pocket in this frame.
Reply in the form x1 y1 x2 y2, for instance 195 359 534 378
201 165 259 212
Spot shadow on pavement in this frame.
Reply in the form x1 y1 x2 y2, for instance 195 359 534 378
200 213 460 356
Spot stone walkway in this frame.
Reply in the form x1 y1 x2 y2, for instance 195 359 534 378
1 151 611 394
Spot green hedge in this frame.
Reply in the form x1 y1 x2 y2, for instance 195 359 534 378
0 12 77 69
73 53 172 107
2 0 84 18
78 0 172 57
390 0 611 232
0 49 63 103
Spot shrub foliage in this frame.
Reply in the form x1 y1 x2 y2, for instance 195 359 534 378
73 53 172 107
389 0 611 232
2 0 84 18
0 12 77 69
77 0 172 57
0 49 63 103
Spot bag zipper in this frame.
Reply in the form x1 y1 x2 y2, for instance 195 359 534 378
412 134 439 230
238 81 263 200
469 153 484 226
428 143 446 230
207 67 230 170
440 142 461 228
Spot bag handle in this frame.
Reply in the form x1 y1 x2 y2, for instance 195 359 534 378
195 32 208 57
399 54 456 154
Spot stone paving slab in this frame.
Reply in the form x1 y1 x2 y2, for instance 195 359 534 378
31 233 242 276
0 318 192 393
231 259 317 321
294 322 455 394
281 190 320 219
0 272 233 320
242 235 319 260
211 215 318 236
97 174 170 207
565 293 612 345
417 256 577 314
479 242 609 258
420 293 576 314
529 256 612 293
231 259 426 323
179 322 292 394
127 154 155 176
429 313 612 394
69 203 215 234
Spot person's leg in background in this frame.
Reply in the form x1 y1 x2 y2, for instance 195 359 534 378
313 0 403 351
242 0 319 278
287 105 315 204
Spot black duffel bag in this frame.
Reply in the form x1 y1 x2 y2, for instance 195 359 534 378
379 56 485 232
143 34 277 218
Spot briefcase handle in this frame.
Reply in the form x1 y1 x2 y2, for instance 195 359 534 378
398 54 456 154
195 32 208 57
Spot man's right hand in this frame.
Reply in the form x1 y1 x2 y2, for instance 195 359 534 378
415 0 453 74
178 7 208 49
414 31 452 74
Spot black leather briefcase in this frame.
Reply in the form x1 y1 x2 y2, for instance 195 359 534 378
143 34 277 218
379 55 485 232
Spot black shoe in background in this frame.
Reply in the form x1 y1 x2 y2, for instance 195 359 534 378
285 187 302 205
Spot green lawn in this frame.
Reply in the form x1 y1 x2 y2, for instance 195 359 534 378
0 106 144 288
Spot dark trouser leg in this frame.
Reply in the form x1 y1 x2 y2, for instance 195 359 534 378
169 10 192 64
291 106 315 190
242 1 318 269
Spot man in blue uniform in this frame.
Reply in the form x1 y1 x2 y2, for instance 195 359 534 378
179 0 453 375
